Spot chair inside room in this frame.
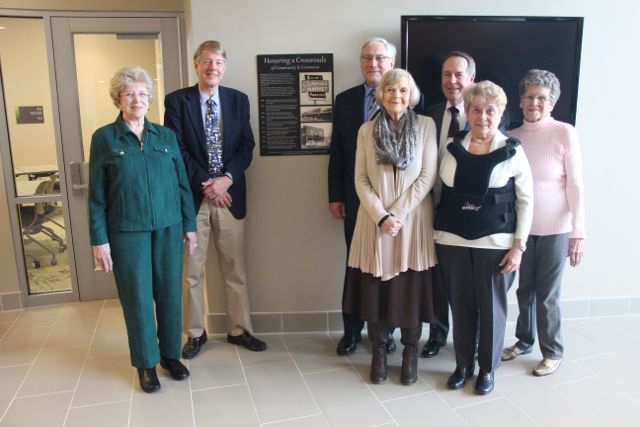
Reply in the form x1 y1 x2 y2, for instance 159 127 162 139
20 177 66 268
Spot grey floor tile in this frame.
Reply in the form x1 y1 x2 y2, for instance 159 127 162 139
0 365 29 418
193 385 259 427
304 368 392 427
283 333 352 374
384 392 468 427
0 311 21 323
556 376 640 427
0 326 49 367
61 300 104 314
576 352 640 399
71 352 133 407
187 340 246 390
89 308 129 356
129 373 192 427
11 306 62 329
244 360 320 424
18 346 88 396
236 334 292 368
347 349 435 402
0 391 73 427
44 311 99 348
499 372 607 427
65 401 130 427
456 396 540 427
566 318 633 350
267 415 330 426
0 322 11 340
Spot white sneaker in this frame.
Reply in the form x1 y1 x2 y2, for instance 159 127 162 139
533 358 562 376
501 343 532 361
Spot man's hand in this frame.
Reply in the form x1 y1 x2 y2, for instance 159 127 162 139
329 202 346 219
202 176 232 199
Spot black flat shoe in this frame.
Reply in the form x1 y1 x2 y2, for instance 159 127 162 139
160 357 190 380
336 333 361 356
475 370 494 395
227 332 267 352
421 339 444 358
137 368 160 393
447 365 474 389
182 331 207 359
385 333 397 354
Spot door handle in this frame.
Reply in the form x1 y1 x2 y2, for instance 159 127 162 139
69 161 89 197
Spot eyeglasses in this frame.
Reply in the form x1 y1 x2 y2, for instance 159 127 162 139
521 95 550 104
199 58 226 67
360 55 389 63
121 91 149 100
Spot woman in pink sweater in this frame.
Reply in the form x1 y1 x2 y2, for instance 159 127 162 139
503 69 585 376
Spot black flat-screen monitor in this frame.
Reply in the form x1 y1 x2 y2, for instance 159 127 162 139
401 16 584 128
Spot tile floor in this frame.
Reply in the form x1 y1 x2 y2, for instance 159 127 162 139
1 300 639 426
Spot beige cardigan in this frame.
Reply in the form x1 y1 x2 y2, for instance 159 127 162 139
348 114 438 281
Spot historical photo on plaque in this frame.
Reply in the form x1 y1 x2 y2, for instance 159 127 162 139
257 54 333 155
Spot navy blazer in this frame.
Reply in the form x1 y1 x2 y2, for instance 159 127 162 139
426 101 510 147
164 84 255 219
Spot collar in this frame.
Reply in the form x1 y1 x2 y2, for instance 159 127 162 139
114 113 159 139
364 83 376 97
446 99 465 112
199 89 220 106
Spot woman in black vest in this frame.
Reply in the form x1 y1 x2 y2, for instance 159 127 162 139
434 81 533 395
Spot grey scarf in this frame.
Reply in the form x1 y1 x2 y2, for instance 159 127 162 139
372 109 417 169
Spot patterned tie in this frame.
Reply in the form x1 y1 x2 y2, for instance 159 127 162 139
366 89 379 121
447 106 460 138
205 97 223 177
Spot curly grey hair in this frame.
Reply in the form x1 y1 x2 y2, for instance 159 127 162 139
519 69 561 103
109 66 154 108
463 80 507 115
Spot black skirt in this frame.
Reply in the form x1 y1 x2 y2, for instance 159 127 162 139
343 267 435 328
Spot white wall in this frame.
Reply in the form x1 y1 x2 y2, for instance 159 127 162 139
185 0 640 317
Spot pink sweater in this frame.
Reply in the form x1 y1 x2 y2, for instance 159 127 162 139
508 117 585 238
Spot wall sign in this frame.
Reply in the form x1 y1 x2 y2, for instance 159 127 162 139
16 106 44 124
257 54 333 156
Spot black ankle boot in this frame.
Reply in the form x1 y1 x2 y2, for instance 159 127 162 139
400 326 421 385
137 367 160 393
369 322 388 384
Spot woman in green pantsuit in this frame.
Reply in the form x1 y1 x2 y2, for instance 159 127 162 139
88 66 197 393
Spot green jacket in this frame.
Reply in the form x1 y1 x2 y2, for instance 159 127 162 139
89 114 197 245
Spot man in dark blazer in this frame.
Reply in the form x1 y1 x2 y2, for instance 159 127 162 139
164 40 266 359
328 37 399 356
423 50 509 358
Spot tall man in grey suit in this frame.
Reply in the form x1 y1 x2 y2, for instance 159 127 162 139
164 40 266 359
328 37 398 356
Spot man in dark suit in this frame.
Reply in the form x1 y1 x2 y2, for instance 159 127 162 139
423 50 509 358
328 37 398 356
164 40 266 359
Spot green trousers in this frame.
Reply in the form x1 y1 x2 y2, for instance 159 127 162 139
109 223 183 368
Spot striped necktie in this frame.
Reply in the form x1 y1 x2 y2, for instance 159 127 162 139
367 89 379 121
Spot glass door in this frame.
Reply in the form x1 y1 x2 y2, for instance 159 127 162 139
0 16 72 306
51 16 185 301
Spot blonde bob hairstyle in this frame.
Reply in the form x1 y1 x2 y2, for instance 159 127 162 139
374 68 421 109
462 80 507 115
109 66 154 108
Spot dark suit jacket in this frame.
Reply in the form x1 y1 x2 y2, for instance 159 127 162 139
164 84 255 219
426 101 510 147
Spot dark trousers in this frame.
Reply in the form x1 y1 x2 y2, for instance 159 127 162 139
515 234 569 359
427 265 449 344
341 212 365 336
437 244 515 372
109 223 184 368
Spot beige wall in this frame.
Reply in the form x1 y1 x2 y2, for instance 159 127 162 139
0 0 182 12
187 0 639 317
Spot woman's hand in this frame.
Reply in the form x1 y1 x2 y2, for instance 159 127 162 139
93 243 113 273
381 216 403 237
568 238 584 267
499 247 523 273
184 232 198 256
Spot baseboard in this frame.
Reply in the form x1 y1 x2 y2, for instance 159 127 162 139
203 297 640 334
0 292 24 312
